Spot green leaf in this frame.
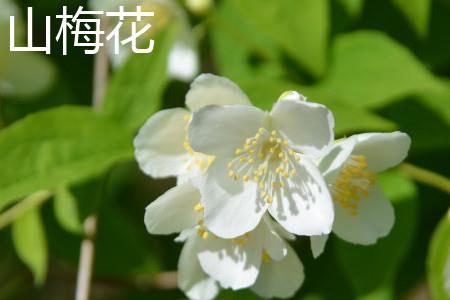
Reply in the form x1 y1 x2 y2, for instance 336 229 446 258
239 78 396 135
211 0 285 82
11 207 48 285
231 0 329 78
0 105 133 211
379 92 450 153
53 187 82 234
336 171 418 295
392 0 431 37
316 31 443 108
103 26 176 130
416 81 450 125
337 0 365 18
427 210 450 300
94 202 161 278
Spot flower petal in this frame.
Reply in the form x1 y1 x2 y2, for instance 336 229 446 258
269 157 334 236
251 243 304 299
185 74 251 111
270 99 334 156
178 235 220 300
318 137 356 184
134 108 190 178
352 132 411 173
168 40 199 82
197 233 262 290
201 158 267 238
189 105 265 157
144 181 200 235
333 185 395 245
262 217 288 261
278 90 307 102
310 235 329 259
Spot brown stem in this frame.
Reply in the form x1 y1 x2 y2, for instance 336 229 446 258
75 17 109 300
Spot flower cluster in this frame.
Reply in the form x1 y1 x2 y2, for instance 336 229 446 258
134 74 411 299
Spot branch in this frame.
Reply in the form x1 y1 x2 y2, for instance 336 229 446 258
400 163 450 195
75 17 109 300
0 190 52 230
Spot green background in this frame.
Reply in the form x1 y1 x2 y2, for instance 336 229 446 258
0 0 449 299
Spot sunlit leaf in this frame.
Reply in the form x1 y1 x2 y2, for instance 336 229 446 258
53 187 82 234
416 81 450 125
0 106 133 211
210 0 285 82
231 0 329 78
316 31 443 108
392 0 431 37
427 209 450 300
11 207 48 285
336 171 418 295
103 26 176 130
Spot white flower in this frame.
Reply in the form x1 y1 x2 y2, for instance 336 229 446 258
188 89 335 238
144 180 304 298
310 132 411 257
134 74 251 180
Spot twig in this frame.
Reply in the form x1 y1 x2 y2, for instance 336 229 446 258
75 216 98 300
75 17 109 300
400 163 450 195
0 190 52 230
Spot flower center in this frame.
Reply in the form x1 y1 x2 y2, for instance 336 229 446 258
227 128 301 204
332 155 376 215
183 114 214 172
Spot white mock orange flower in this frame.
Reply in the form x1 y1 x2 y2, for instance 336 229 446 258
311 131 411 257
188 90 335 238
134 74 251 180
144 182 304 299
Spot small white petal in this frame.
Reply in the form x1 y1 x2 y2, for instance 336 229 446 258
189 105 265 157
201 158 267 238
175 228 196 243
178 236 220 300
270 99 334 156
352 132 411 173
278 91 308 101
271 221 296 241
144 181 200 235
319 137 356 184
278 90 307 102
262 219 288 261
168 40 199 82
185 74 251 111
197 233 262 290
269 158 334 236
310 235 329 259
134 108 190 178
251 243 304 299
333 185 395 245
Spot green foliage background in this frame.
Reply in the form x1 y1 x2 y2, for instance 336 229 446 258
0 0 449 299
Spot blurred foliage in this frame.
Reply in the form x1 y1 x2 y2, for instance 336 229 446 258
0 0 449 299
428 210 450 300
